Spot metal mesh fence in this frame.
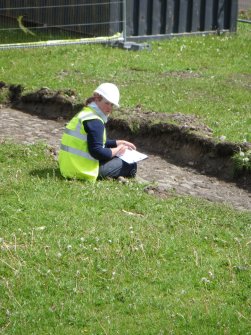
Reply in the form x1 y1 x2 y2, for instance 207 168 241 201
0 0 246 49
0 0 124 49
238 0 251 22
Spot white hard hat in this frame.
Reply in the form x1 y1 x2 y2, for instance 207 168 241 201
94 83 120 107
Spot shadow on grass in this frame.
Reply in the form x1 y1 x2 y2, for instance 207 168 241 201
30 168 64 180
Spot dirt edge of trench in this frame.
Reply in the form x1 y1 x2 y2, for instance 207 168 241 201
3 85 251 191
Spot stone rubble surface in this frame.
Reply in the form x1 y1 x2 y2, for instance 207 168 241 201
1 107 250 212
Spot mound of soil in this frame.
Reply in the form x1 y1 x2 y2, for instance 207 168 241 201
4 85 250 180
107 110 249 181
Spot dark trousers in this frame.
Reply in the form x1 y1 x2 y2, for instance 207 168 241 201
98 157 137 179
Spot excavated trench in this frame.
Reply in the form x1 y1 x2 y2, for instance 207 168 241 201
1 85 250 211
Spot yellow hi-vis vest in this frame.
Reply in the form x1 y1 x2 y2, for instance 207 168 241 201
58 107 106 182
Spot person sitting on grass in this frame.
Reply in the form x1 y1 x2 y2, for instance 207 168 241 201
59 83 137 182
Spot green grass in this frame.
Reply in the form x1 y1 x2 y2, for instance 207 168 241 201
0 23 250 143
0 142 251 334
0 22 251 334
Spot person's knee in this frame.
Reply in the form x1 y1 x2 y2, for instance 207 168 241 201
98 159 137 179
98 158 123 179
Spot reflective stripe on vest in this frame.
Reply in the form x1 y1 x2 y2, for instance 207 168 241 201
58 107 106 181
63 110 106 145
60 144 96 161
63 128 87 141
78 112 97 122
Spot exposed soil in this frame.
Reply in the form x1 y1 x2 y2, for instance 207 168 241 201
0 85 250 211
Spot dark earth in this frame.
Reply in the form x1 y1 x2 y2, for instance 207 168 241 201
0 85 250 212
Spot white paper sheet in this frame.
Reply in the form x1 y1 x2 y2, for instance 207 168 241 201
117 149 148 164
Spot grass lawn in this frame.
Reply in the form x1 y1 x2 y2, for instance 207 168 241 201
0 23 250 143
0 21 251 334
0 142 251 334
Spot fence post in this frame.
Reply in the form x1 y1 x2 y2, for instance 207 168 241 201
230 0 238 31
123 0 127 42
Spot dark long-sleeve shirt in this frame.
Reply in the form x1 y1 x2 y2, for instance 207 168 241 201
83 119 117 162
